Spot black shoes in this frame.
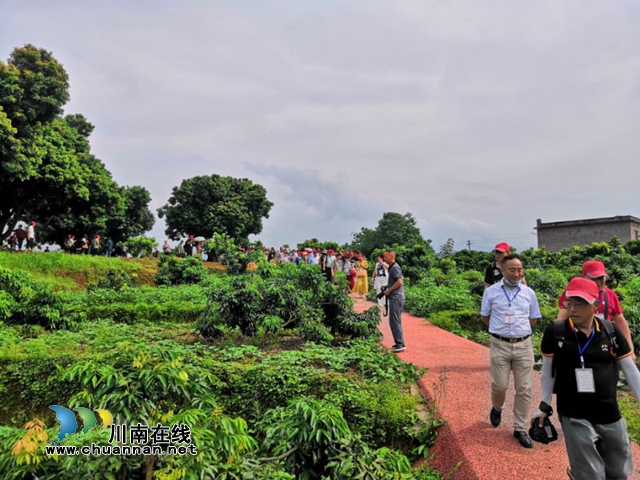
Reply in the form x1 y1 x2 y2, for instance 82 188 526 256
490 408 501 427
514 430 533 448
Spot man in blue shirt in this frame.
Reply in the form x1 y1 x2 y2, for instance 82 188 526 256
481 253 541 448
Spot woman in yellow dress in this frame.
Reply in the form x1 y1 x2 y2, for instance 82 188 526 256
353 254 369 298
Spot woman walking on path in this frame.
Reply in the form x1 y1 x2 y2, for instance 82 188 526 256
372 254 389 306
353 254 369 298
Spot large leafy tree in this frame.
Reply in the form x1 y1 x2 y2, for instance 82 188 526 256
158 175 274 240
0 45 154 244
352 212 427 257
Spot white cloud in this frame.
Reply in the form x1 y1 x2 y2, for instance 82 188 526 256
3 0 640 250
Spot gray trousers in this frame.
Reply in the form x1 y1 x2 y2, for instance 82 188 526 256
388 296 405 347
560 416 632 480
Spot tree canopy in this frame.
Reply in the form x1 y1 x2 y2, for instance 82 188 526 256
351 212 428 257
158 174 274 240
0 45 154 244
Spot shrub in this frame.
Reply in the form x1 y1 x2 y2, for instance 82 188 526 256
154 255 207 285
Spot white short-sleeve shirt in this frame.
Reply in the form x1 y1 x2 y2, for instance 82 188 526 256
481 279 541 338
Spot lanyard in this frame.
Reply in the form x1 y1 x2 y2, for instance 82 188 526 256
501 286 521 307
570 319 596 368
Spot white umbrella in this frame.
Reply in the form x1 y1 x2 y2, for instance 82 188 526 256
193 236 206 241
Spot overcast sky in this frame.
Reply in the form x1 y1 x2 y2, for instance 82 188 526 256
2 1 639 251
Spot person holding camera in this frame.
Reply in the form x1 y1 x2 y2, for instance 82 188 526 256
378 250 405 353
537 277 640 480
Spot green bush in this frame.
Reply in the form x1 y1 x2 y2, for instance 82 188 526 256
197 264 381 341
0 267 68 330
405 283 477 318
153 255 207 285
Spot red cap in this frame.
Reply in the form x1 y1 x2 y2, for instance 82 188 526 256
189 235 194 239
68 234 73 238
565 277 599 304
95 234 100 238
494 242 510 253
30 221 36 226
582 260 607 279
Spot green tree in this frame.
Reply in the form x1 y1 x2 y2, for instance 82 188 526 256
437 238 455 259
158 174 274 240
0 45 154 244
0 45 71 239
352 212 427 257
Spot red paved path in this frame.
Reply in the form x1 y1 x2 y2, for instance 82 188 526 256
353 296 640 480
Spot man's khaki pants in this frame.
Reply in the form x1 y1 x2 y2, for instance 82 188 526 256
489 336 534 432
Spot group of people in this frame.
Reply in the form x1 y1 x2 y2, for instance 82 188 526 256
5 222 38 252
259 246 408 354
480 242 640 480
63 234 114 256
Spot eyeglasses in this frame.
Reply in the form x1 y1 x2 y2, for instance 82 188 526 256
563 300 591 310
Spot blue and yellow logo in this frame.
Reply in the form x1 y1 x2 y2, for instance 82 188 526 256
49 406 113 444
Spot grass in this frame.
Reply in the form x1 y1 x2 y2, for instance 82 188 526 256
619 390 640 443
0 251 157 290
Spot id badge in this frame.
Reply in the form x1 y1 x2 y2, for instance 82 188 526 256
504 309 515 325
575 368 596 393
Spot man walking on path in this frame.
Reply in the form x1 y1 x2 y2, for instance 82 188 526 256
537 277 640 480
481 253 541 448
557 260 635 361
381 250 406 353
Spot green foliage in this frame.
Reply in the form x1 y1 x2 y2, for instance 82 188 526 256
372 243 437 285
0 251 151 290
405 282 477 318
0 44 153 246
157 174 274 241
296 238 340 252
86 268 138 292
154 255 207 286
197 263 381 341
62 285 207 324
352 212 429 258
449 249 493 273
0 266 67 329
521 267 568 309
257 397 352 478
122 235 158 257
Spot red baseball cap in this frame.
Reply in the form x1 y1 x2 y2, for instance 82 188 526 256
565 277 599 304
494 242 510 253
30 221 36 225
582 260 607 279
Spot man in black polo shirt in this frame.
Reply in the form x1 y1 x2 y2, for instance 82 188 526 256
537 277 640 480
484 242 510 289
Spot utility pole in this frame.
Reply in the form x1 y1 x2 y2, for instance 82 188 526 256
466 240 472 251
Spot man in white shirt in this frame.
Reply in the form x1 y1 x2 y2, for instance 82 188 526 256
26 221 36 252
481 253 541 448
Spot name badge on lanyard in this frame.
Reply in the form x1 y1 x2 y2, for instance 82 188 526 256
575 368 596 393
502 286 520 326
574 324 596 393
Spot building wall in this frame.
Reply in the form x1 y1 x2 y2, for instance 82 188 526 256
537 219 640 251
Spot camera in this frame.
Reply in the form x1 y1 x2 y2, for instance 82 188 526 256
377 286 388 299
